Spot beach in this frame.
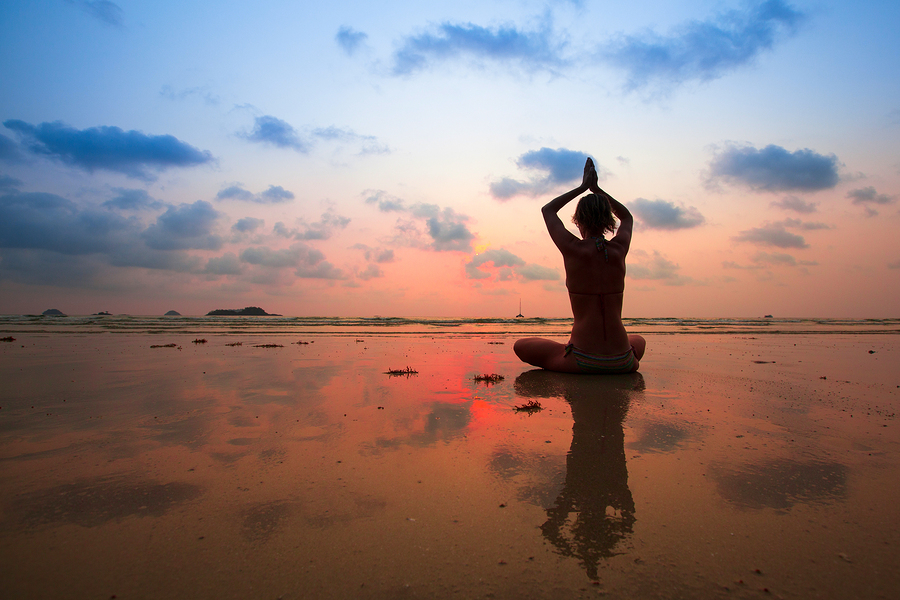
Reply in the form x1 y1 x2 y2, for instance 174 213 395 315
1 320 898 599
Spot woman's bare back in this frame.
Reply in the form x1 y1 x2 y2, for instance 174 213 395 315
564 236 631 355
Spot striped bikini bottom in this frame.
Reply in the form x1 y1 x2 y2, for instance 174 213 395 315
564 344 636 374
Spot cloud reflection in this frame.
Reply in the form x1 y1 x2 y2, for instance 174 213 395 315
6 475 201 530
710 458 848 511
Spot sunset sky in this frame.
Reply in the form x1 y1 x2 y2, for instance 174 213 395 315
1 0 898 317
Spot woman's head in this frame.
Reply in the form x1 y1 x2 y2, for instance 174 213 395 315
572 193 617 237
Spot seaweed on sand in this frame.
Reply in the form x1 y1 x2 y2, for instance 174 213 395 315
513 400 543 413
474 373 505 383
385 367 418 376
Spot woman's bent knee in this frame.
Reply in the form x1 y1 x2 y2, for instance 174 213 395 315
514 337 567 370
514 338 546 362
513 338 532 360
629 334 647 360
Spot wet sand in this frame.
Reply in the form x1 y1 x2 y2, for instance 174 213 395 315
1 333 898 599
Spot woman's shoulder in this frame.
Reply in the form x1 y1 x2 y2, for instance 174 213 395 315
605 237 628 258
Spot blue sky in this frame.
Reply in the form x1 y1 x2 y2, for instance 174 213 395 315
1 0 898 317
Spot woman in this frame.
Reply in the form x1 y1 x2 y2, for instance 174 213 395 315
514 158 646 373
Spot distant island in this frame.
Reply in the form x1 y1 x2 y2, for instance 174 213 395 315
206 306 280 316
164 310 181 316
42 309 66 316
93 311 112 316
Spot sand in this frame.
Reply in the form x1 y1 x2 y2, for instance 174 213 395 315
1 332 898 599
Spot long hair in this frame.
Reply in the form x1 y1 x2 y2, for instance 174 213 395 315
572 192 617 236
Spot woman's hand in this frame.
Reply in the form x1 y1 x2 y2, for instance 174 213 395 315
581 157 598 190
541 156 601 220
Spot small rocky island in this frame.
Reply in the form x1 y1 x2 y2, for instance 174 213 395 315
42 309 66 316
206 306 280 316
164 310 182 316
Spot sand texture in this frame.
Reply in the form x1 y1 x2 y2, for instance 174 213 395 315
1 332 898 599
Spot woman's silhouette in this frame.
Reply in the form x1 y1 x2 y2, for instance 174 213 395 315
515 158 646 373
514 370 644 580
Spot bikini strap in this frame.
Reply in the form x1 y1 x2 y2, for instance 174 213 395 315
593 236 608 262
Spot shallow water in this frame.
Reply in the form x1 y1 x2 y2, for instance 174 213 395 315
2 313 900 337
1 332 898 599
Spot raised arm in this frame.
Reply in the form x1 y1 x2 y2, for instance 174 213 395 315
542 158 596 251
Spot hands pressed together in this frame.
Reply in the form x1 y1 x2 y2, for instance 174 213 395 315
581 157 600 193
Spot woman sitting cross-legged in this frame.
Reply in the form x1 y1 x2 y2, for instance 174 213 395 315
514 157 646 373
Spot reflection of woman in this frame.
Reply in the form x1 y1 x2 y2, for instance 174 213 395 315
514 370 643 581
514 158 646 373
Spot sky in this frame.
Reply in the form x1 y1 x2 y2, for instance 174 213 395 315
1 0 898 318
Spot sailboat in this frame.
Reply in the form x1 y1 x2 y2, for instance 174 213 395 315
515 298 524 319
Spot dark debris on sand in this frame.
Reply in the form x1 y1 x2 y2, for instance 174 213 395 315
385 367 418 376
150 343 179 349
514 400 543 413
474 373 505 383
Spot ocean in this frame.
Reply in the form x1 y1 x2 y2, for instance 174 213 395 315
2 314 899 336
